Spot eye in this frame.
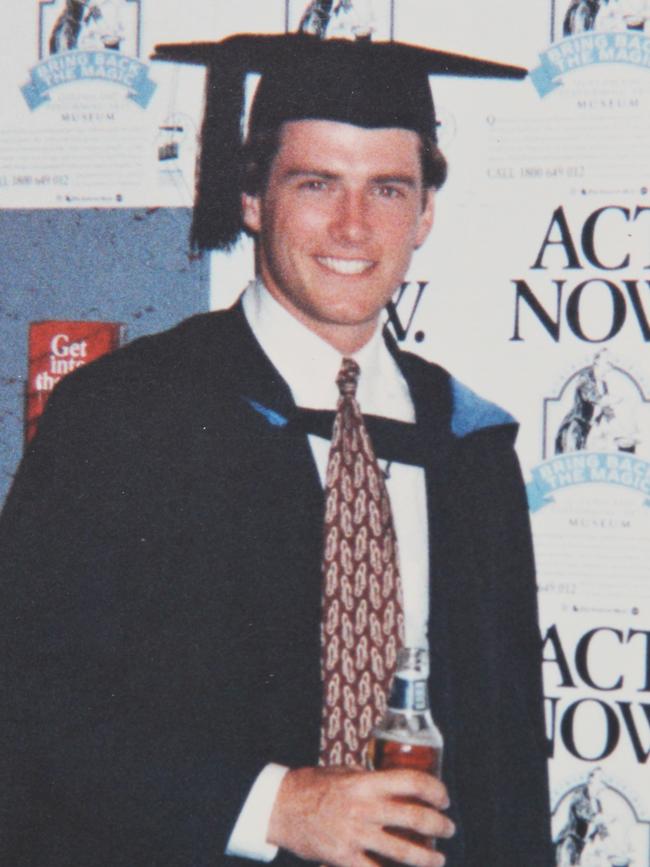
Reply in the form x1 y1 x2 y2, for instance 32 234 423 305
298 178 329 192
374 184 405 199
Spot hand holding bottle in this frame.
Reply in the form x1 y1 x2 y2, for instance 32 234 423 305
267 648 454 867
368 647 446 862
267 765 454 867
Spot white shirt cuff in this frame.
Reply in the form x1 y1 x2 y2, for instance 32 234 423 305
225 763 289 862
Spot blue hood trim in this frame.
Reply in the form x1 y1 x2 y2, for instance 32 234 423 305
244 398 289 427
244 382 515 440
450 378 516 438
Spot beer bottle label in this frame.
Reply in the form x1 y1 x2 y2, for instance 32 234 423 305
388 677 428 711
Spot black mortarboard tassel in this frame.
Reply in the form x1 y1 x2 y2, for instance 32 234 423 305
153 34 527 251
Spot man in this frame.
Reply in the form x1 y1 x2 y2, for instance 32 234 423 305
0 33 551 867
48 0 125 53
554 769 608 866
555 351 611 454
563 0 600 35
49 0 93 53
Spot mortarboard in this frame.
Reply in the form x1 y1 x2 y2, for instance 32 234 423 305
153 34 527 251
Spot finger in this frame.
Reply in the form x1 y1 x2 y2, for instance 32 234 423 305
367 829 446 867
372 769 450 809
321 841 387 867
354 850 400 867
378 802 455 840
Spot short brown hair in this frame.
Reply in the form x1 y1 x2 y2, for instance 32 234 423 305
241 124 448 198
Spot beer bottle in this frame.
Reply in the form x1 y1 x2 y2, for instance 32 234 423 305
370 646 443 775
368 646 444 859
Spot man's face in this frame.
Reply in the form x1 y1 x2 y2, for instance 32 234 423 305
242 119 434 353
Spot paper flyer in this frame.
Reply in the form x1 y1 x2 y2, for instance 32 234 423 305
26 319 125 442
1 1 213 208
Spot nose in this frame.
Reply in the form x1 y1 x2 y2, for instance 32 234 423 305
329 188 370 245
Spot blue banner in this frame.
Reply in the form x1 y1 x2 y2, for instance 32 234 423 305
531 32 650 97
527 453 650 511
21 50 156 110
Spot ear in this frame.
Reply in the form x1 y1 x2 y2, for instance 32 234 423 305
242 193 261 234
414 188 435 250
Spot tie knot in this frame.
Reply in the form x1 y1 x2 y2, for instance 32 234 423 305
336 357 360 397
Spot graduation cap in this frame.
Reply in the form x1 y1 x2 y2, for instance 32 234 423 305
152 33 527 251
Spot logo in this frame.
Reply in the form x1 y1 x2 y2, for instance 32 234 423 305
22 1 155 110
528 350 650 510
544 350 650 459
552 767 650 866
532 1 650 96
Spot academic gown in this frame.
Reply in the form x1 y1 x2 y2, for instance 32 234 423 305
0 303 552 866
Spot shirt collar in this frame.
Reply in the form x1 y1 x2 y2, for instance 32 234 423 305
241 279 414 420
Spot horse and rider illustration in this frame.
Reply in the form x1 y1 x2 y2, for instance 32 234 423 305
554 351 641 455
299 0 376 40
563 0 650 35
49 0 127 54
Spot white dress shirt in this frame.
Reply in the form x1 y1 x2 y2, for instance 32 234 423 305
226 280 430 860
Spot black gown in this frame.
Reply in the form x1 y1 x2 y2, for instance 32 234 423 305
0 302 552 866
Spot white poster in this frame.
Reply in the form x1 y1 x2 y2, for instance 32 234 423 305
407 5 650 864
0 0 264 208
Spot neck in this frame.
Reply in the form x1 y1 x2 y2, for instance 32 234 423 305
260 283 380 356
310 319 379 355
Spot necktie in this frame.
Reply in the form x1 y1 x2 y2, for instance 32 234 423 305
291 408 424 467
319 357 405 768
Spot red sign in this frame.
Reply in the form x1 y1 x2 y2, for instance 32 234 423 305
26 320 125 444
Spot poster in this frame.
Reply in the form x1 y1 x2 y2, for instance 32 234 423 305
25 319 125 442
0 0 215 207
396 4 650 863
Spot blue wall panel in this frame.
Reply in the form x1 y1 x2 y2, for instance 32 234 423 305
0 207 210 504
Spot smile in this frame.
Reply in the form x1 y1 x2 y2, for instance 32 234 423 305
315 256 374 276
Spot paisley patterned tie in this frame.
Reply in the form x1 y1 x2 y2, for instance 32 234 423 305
319 357 405 768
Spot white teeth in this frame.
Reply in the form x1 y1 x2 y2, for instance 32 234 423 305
317 256 373 275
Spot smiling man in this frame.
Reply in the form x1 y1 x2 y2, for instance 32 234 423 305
1 33 551 867
241 120 434 354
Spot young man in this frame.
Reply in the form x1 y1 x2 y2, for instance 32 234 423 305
0 34 552 867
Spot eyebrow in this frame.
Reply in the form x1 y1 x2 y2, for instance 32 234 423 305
280 168 418 187
371 174 418 188
281 169 339 182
